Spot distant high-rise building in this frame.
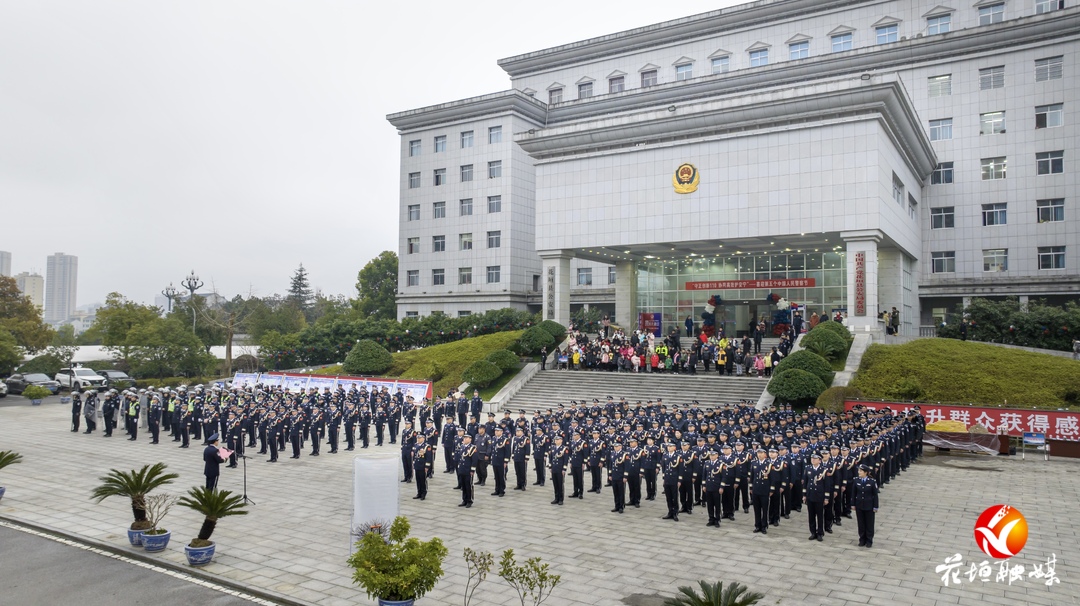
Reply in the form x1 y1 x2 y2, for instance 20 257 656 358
45 253 78 324
0 251 10 277
15 272 45 310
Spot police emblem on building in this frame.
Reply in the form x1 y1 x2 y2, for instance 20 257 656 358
673 163 699 194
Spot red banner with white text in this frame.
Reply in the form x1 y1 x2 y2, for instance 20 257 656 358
845 400 1080 442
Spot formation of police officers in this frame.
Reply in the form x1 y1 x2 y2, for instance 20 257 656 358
68 383 922 546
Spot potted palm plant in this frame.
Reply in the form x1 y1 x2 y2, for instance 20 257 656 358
140 493 179 552
347 516 448 606
22 385 51 406
0 450 24 501
177 487 249 566
90 462 178 547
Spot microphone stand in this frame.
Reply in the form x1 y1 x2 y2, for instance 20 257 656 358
237 454 256 505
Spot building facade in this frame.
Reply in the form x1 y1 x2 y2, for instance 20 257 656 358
15 272 45 310
0 251 10 278
45 252 78 325
390 0 1078 335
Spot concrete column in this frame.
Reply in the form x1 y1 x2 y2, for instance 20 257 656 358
614 260 638 330
1019 295 1029 311
540 251 572 328
842 230 883 335
877 248 903 328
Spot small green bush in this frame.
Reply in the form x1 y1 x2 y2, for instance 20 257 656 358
21 385 53 400
16 354 64 377
536 320 566 341
399 360 444 383
485 349 519 372
773 350 833 385
816 386 864 414
767 369 827 405
887 377 924 401
517 326 555 354
810 320 852 343
343 339 394 375
800 329 849 361
461 360 502 389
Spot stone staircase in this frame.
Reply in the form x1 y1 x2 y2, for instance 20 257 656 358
502 369 769 413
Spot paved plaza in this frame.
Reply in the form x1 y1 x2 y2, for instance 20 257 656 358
1 398 1077 606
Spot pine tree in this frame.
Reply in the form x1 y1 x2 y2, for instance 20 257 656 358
288 264 314 311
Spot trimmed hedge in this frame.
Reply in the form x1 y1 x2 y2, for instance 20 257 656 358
21 385 53 400
518 325 555 354
767 368 828 404
343 339 393 375
850 339 1080 409
816 386 864 414
800 329 849 361
135 377 216 389
536 320 567 341
810 320 852 343
461 360 502 389
774 350 833 386
485 349 519 372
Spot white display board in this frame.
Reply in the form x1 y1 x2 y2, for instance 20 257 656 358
351 453 400 549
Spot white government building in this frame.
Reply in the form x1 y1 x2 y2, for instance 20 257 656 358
388 0 1077 338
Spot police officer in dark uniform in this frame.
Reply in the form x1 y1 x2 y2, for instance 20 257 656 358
532 427 548 487
803 452 827 541
327 403 342 454
400 421 417 483
750 448 773 534
441 417 458 472
587 429 605 493
474 425 491 486
678 441 697 514
511 427 531 490
660 442 682 521
490 426 509 497
626 437 643 507
147 395 162 444
412 434 430 500
548 435 568 505
70 391 82 432
265 409 281 462
719 443 736 520
569 431 587 499
702 449 724 527
853 464 879 547
609 441 629 513
454 434 476 508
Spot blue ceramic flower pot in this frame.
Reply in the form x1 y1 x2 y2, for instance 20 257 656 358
142 530 171 552
378 599 415 606
0 487 6 501
127 528 145 546
184 542 215 566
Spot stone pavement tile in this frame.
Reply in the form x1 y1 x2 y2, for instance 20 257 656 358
3 403 1080 606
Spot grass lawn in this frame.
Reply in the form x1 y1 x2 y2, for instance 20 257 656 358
477 365 522 401
850 339 1080 410
300 330 524 397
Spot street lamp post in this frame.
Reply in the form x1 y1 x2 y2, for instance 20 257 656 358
181 270 204 333
161 283 178 314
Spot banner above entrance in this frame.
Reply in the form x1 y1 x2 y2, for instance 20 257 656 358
685 278 817 290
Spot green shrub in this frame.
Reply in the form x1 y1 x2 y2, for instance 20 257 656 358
773 350 833 385
343 339 393 375
810 320 853 343
536 320 567 341
517 326 555 354
767 369 827 405
387 331 523 396
816 386 864 414
485 349 519 372
21 385 53 400
800 329 848 361
461 360 502 389
850 339 1080 409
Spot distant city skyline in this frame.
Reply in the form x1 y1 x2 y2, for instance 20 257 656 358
15 271 44 310
0 251 10 277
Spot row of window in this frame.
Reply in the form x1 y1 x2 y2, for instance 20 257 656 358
408 161 501 188
404 266 618 288
544 7 1065 103
407 197 502 221
930 199 1065 229
406 266 502 286
406 231 502 254
927 57 1064 100
928 103 1064 141
930 246 1066 274
409 126 502 156
405 311 477 318
927 153 1064 183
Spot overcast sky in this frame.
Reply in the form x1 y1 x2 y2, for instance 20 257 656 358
0 0 740 308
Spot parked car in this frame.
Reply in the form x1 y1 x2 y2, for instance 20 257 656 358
0 382 7 398
5 373 62 395
54 367 107 391
98 370 135 389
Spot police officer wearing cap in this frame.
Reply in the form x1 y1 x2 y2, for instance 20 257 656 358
660 441 683 521
853 463 879 547
454 434 476 507
203 433 226 489
490 426 509 497
750 447 773 534
412 433 430 500
803 451 828 541
548 434 569 505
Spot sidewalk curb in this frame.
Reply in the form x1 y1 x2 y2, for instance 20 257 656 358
0 513 320 606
